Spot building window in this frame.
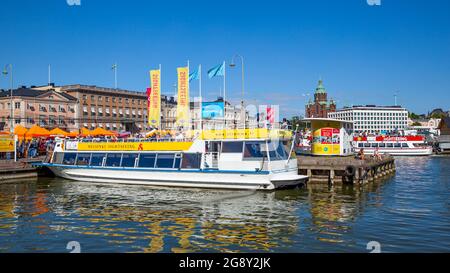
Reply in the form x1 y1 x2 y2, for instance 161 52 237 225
49 116 57 126
26 117 35 124
39 116 47 126
15 102 21 109
105 97 109 102
15 118 21 124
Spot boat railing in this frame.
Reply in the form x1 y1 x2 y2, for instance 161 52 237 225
71 137 195 143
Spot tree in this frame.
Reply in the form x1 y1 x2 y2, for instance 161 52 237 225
430 113 447 119
288 115 307 130
411 121 422 126
408 112 421 120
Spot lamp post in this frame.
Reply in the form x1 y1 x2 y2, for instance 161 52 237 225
230 54 245 129
2 64 13 133
112 63 118 89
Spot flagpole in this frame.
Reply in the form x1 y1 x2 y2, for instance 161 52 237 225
223 61 226 130
199 64 202 131
158 64 162 130
187 60 190 131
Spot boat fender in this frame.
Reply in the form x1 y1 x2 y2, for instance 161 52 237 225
345 165 356 177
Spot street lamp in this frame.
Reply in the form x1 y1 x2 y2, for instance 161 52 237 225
2 64 13 133
230 54 245 129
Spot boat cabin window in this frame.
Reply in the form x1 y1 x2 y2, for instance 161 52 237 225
364 143 371 148
358 143 364 148
379 143 386 148
63 153 77 165
269 141 289 160
106 153 122 167
222 141 243 153
181 153 201 169
155 153 175 168
138 153 156 168
53 152 64 164
401 143 408 148
243 141 265 159
394 143 401 148
90 153 106 166
76 153 91 166
121 153 138 167
371 143 379 148
386 143 394 148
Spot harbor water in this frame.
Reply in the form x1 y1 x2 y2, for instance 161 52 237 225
0 156 449 253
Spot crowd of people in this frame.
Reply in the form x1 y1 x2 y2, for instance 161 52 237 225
356 148 383 161
0 138 55 160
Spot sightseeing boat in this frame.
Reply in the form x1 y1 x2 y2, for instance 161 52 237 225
353 135 433 156
38 129 308 190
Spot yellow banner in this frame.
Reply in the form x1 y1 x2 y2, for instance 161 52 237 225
176 67 190 128
77 141 193 151
196 129 292 140
0 136 15 152
149 69 161 128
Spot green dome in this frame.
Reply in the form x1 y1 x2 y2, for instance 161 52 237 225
315 80 326 94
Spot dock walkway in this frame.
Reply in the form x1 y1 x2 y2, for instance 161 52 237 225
297 155 395 185
0 156 46 184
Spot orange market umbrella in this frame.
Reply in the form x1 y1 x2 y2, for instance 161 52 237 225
67 130 79 138
90 128 117 136
25 125 51 139
14 125 28 139
80 127 92 137
49 128 69 137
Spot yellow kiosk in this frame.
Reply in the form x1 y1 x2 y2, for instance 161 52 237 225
302 118 353 156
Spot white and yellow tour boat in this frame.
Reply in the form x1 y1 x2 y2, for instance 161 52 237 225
40 129 308 190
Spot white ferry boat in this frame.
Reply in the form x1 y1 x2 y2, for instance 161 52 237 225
353 135 433 156
39 129 308 190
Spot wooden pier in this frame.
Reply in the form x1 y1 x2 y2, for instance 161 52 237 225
297 155 396 185
0 157 45 184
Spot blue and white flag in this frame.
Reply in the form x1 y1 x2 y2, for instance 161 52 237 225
207 62 225 79
189 66 200 82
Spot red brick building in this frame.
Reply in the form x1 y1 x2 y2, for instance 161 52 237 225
305 80 336 118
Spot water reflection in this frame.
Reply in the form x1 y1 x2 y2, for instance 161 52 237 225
0 157 449 252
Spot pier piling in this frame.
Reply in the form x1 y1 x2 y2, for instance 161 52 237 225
297 155 395 185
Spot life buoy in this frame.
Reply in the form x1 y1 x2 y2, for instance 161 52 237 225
345 165 356 177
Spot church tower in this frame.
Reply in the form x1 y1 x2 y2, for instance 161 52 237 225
305 79 336 118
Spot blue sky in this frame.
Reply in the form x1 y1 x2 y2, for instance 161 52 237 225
0 0 449 117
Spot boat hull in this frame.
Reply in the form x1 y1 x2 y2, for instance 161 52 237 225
44 164 308 191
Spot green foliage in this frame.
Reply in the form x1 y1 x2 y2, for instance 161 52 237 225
408 112 420 119
430 113 447 119
289 115 307 130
